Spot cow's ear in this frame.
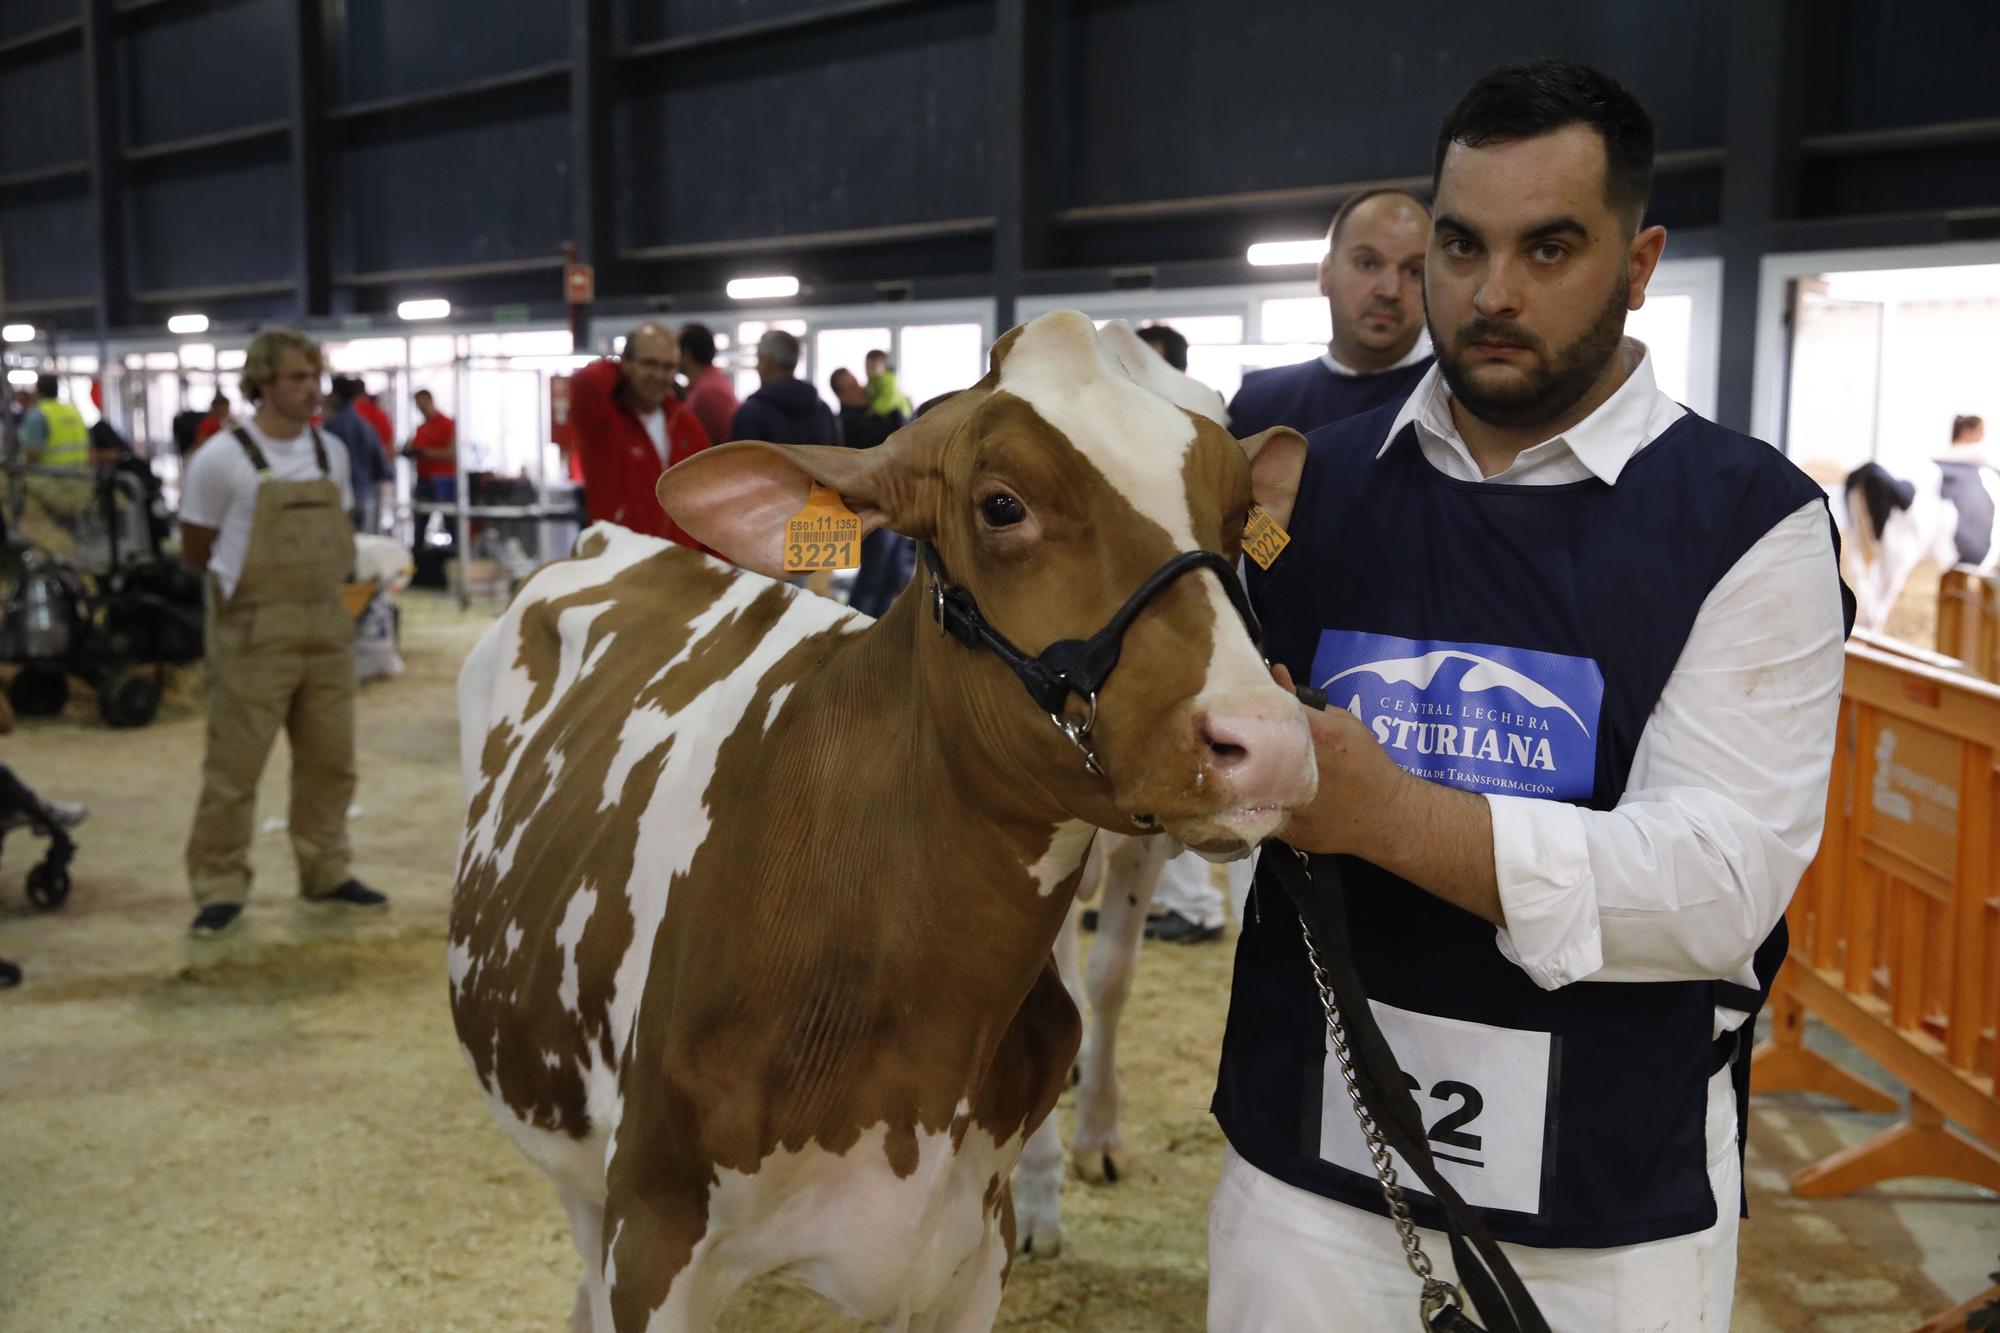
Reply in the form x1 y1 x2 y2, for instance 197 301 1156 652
656 440 917 578
1239 427 1308 532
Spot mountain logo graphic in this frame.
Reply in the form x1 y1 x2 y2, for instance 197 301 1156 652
1322 650 1592 737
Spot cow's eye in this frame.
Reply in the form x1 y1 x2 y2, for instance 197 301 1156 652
980 493 1026 528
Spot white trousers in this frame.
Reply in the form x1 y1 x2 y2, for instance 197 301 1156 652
1207 1066 1741 1332
1152 851 1253 928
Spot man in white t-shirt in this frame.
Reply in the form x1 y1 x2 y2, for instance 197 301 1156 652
179 327 389 937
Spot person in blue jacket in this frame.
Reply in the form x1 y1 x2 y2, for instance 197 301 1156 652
1227 189 1434 436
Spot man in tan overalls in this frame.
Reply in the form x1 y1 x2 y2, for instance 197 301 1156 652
180 327 388 936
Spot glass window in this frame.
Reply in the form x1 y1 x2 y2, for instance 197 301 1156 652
896 324 985 412
1136 314 1244 346
410 335 457 369
498 330 574 357
326 337 409 373
1625 293 1692 405
1260 297 1331 345
814 328 892 404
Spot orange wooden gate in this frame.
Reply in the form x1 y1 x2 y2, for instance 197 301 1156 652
1752 638 2000 1202
1937 565 2000 685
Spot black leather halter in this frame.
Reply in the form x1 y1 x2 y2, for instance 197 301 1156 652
919 540 1264 777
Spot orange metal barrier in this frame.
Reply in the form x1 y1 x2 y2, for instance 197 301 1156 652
1751 640 2000 1205
1937 565 2000 684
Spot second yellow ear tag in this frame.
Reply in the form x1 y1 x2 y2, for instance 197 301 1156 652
784 485 863 572
1243 503 1291 570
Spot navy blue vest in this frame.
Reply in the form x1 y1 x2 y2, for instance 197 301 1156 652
1227 355 1435 437
1214 402 1841 1249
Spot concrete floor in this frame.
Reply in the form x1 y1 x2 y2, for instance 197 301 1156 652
0 587 1995 1330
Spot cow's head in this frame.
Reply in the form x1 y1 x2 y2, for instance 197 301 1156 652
658 310 1315 856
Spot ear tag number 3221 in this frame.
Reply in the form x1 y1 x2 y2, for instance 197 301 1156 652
785 485 863 572
1243 503 1291 570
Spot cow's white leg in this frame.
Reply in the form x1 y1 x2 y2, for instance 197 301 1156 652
1008 840 1097 1262
560 1189 613 1333
1052 892 1084 1059
907 1214 1012 1333
1072 837 1165 1185
1013 1111 1066 1258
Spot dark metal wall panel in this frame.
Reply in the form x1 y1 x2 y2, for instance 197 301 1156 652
619 0 847 46
0 0 81 40
0 49 87 175
615 6 992 245
0 187 97 301
1801 0 2000 135
126 157 293 291
336 0 567 103
121 0 290 149
1061 0 1728 209
333 105 571 274
1801 144 2000 220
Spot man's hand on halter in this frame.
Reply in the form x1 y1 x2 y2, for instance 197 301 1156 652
1271 663 1506 928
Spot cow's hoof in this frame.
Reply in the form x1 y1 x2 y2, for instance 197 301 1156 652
1017 1220 1064 1260
1072 1144 1126 1186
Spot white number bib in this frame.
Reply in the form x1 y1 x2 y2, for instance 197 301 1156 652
1319 1000 1556 1216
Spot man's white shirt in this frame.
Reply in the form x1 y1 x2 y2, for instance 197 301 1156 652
1381 338 1846 1026
179 419 353 600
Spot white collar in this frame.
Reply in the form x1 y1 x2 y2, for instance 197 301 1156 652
1320 331 1433 379
1381 337 1682 486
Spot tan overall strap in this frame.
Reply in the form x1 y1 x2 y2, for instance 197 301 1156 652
224 425 354 611
231 425 330 477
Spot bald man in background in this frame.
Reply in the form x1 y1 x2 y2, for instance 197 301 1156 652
1228 189 1436 435
568 321 713 548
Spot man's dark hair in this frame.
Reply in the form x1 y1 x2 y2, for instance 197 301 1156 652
1135 324 1190 373
679 322 717 367
329 375 360 403
35 374 58 399
866 349 891 367
1953 413 1984 441
1434 59 1655 226
413 388 433 403
1325 187 1432 247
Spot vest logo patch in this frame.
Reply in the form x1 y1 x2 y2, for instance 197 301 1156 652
1311 630 1604 800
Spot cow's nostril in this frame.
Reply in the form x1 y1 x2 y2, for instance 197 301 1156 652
1199 715 1252 768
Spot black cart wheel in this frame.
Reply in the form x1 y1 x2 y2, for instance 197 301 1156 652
98 669 162 729
26 860 69 910
9 667 69 718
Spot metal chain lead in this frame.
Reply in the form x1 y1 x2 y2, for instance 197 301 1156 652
1292 852 1464 1329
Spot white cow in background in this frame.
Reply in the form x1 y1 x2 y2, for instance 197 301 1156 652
1844 458 2000 631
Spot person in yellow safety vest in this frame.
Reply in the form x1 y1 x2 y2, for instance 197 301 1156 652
20 374 89 469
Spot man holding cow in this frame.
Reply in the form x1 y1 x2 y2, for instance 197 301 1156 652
1210 59 1851 1330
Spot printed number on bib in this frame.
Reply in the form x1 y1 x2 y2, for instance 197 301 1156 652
1318 999 1555 1215
785 485 863 572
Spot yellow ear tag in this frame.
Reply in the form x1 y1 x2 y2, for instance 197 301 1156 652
784 485 864 572
1243 503 1291 570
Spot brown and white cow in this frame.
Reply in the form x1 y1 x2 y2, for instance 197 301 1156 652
449 310 1313 1331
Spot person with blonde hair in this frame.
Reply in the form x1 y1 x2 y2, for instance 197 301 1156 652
178 326 389 938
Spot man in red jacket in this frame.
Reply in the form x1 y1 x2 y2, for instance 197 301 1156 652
353 383 396 465
570 322 712 548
